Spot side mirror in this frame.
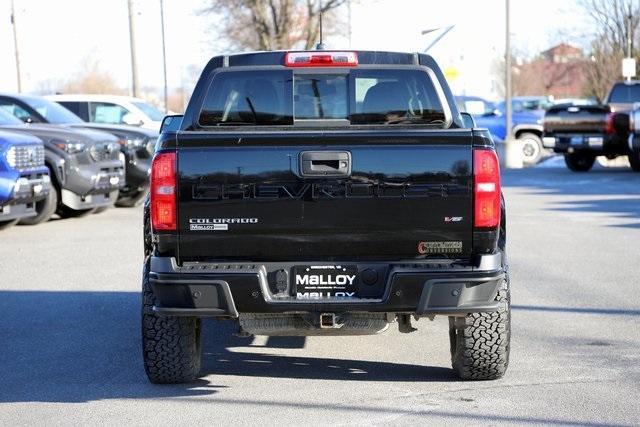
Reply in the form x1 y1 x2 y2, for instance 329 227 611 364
23 115 38 124
160 115 183 133
122 112 144 126
460 112 476 128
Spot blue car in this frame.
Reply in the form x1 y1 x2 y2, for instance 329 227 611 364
456 96 547 165
0 131 51 229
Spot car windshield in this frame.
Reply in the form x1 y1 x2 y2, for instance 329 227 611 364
21 97 84 124
0 108 25 125
132 101 165 121
608 84 640 104
199 68 447 127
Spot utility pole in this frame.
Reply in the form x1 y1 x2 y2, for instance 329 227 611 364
627 13 633 82
505 0 512 144
128 0 139 97
347 0 352 48
160 0 168 113
10 0 22 92
504 0 521 168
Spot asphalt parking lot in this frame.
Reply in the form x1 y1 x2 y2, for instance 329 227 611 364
1 160 639 426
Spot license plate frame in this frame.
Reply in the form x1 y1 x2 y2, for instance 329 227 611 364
293 265 359 300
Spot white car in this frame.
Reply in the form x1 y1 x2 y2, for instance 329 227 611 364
46 94 165 131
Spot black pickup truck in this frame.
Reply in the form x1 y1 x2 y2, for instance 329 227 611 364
142 50 510 383
543 81 640 171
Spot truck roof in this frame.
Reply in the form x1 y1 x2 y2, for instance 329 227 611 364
205 50 437 68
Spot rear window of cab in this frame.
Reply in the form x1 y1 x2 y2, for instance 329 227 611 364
198 68 447 127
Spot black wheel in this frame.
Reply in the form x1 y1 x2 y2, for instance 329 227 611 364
116 189 147 208
628 150 640 172
142 259 202 384
18 186 58 225
0 218 19 230
564 152 596 172
518 132 543 165
449 274 511 380
57 205 96 218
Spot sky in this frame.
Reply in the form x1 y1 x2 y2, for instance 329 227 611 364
0 0 589 101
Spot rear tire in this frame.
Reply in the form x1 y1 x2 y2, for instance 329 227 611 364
564 152 595 172
518 132 543 165
18 186 58 225
0 218 19 230
628 150 640 172
449 273 511 380
141 260 202 384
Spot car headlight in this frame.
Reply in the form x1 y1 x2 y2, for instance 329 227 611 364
5 146 16 168
53 139 86 154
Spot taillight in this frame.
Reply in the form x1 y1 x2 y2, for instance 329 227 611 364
605 113 615 135
473 149 501 229
151 151 176 231
284 51 358 67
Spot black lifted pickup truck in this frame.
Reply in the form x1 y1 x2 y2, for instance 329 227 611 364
142 50 509 383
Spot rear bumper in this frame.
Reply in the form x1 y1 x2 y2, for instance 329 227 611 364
148 254 505 318
543 134 626 154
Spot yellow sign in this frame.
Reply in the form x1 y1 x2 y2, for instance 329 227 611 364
444 66 459 82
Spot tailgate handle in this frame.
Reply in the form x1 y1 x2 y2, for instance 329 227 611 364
300 151 351 177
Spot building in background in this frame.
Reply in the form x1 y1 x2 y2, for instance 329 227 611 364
513 43 587 99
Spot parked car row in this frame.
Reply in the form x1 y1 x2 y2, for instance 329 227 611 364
0 93 160 230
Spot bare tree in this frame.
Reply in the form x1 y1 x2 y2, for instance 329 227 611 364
61 58 126 95
202 0 347 51
580 0 640 101
581 0 640 51
584 39 625 102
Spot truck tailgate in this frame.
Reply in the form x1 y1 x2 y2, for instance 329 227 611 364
176 131 473 262
544 104 610 134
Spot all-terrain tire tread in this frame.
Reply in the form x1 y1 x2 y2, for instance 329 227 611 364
141 261 201 384
450 275 510 380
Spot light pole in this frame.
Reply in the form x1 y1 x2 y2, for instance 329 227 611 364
504 0 521 168
505 0 512 146
128 0 139 97
10 0 22 92
160 0 168 113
